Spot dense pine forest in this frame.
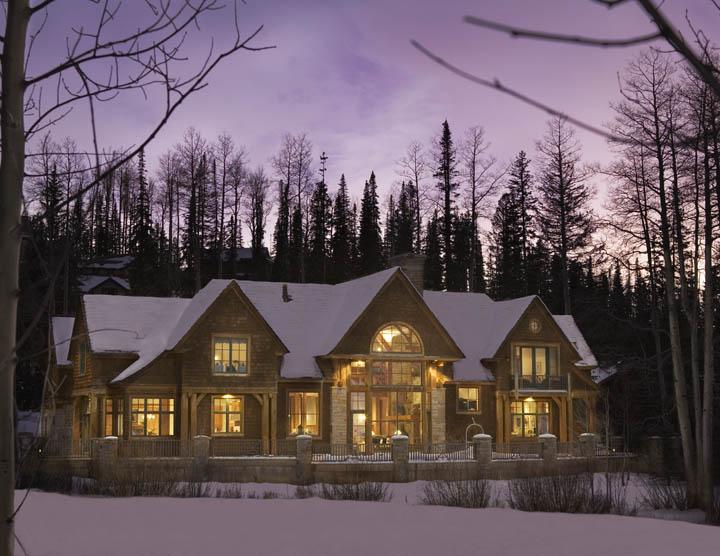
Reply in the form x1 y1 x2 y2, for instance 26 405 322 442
18 48 720 476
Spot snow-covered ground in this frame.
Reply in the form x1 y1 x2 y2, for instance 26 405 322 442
14 482 718 556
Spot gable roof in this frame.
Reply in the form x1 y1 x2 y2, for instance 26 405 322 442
51 316 75 366
78 275 130 293
552 315 598 367
79 267 597 385
424 292 535 381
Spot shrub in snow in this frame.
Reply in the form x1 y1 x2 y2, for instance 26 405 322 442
294 485 316 499
319 482 391 502
420 479 493 508
639 476 688 511
508 473 612 514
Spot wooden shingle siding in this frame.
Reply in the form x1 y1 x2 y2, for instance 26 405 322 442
178 287 282 390
331 276 462 360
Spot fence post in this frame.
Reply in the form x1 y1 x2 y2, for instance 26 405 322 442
539 433 557 464
391 434 409 482
90 436 119 480
646 436 663 473
192 435 211 479
579 432 598 459
295 434 313 485
473 433 492 467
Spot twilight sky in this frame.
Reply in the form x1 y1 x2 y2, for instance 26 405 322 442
26 0 720 208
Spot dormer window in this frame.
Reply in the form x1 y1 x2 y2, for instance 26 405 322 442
213 336 248 375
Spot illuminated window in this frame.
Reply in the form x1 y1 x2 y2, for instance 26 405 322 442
104 399 124 437
371 360 421 386
371 324 422 353
212 337 248 375
457 387 480 413
213 396 244 434
131 397 174 436
349 360 366 386
351 392 366 445
288 392 319 436
515 346 557 381
510 399 549 438
370 391 422 443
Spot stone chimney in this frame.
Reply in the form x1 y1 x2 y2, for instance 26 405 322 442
389 252 426 295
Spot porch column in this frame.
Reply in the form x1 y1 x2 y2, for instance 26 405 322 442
431 387 446 445
269 393 277 451
503 394 511 443
190 393 198 438
180 393 189 455
495 393 504 443
330 386 347 445
261 393 270 453
88 394 98 438
567 396 575 442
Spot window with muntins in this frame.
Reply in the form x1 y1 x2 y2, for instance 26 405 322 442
288 392 319 436
511 399 549 437
78 340 87 375
131 397 174 436
457 387 480 413
213 337 248 375
371 324 422 353
213 396 244 434
515 346 558 380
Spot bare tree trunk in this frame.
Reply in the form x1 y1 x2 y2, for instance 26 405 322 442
0 4 29 554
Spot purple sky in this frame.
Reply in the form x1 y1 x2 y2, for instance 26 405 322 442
27 0 720 209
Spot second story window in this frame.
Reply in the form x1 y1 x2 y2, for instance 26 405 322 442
213 336 248 375
515 346 557 380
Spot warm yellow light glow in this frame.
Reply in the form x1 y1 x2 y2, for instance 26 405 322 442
358 414 366 424
214 355 220 361
222 394 234 399
351 360 365 367
381 328 400 344
394 430 403 435
524 397 535 402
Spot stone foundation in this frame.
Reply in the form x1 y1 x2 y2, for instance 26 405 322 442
431 388 446 444
330 386 347 445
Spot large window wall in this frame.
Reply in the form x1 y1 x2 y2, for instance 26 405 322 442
348 323 426 447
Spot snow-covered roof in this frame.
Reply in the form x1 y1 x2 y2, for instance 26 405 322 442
81 255 134 271
592 365 618 384
51 316 75 366
79 267 597 386
78 275 130 293
552 315 598 367
165 267 400 380
424 292 535 381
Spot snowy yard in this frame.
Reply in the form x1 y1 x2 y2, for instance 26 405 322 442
14 482 719 556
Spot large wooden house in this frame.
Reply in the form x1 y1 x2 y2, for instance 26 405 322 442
45 254 599 453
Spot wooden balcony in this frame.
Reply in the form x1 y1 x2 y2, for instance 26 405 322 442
509 374 568 392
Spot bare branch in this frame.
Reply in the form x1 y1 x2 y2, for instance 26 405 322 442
410 40 624 141
463 15 662 47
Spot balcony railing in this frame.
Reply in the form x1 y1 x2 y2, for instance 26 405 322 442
510 374 568 391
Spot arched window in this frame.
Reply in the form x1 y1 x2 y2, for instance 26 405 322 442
371 324 422 354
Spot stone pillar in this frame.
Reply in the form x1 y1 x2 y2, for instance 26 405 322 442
473 433 492 466
90 436 118 480
431 388 446 445
392 434 409 482
295 434 313 485
331 386 347 445
579 432 598 458
539 433 557 464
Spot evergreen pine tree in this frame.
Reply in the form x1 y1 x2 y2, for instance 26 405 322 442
395 181 415 254
489 191 524 299
330 175 352 283
357 171 383 275
383 194 398 260
307 180 332 283
272 180 291 281
507 150 536 293
288 205 303 282
433 120 460 290
424 209 443 290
